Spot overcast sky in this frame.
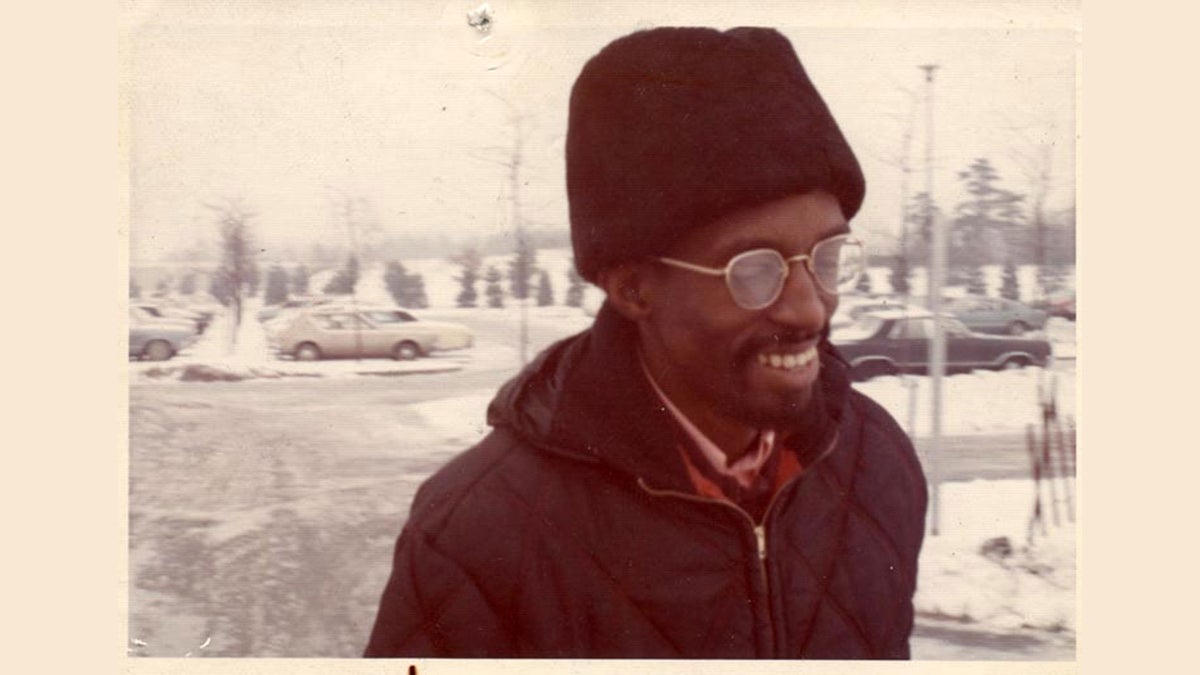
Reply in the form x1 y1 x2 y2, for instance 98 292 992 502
122 0 1078 263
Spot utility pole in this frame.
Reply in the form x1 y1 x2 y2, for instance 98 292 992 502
897 88 918 305
509 114 530 367
471 88 534 369
341 195 364 361
921 63 945 537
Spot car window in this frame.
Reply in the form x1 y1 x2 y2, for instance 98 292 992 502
363 310 415 324
836 315 884 340
313 313 372 330
939 317 972 337
890 318 929 340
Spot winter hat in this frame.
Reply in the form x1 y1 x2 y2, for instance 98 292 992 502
566 27 865 283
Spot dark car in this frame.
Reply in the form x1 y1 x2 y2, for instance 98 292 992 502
941 295 1048 335
832 309 1053 381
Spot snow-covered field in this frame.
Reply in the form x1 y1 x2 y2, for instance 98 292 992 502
129 250 1078 659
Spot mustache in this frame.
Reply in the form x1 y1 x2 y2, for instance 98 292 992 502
735 324 829 363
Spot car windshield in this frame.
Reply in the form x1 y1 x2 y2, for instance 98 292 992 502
363 310 416 324
836 315 884 341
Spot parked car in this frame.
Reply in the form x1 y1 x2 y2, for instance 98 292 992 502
831 295 911 332
131 305 199 335
272 306 473 361
257 296 335 324
132 302 209 334
129 308 200 361
832 309 1052 381
1032 290 1076 321
941 295 1047 335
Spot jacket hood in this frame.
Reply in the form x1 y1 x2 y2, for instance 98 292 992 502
487 302 852 492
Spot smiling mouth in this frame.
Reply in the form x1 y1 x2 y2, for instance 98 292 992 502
755 344 819 371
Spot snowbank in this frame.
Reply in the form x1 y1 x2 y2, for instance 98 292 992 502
855 366 1075 437
917 478 1076 634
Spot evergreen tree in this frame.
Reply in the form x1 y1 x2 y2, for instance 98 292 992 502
484 265 505 308
1000 260 1021 301
264 265 290 305
890 256 910 297
384 261 408 306
564 264 585 308
383 261 430 308
507 233 537 300
536 270 554 306
209 274 233 307
247 266 262 297
452 248 482 308
855 267 872 295
323 255 360 295
129 277 141 299
952 157 1026 267
291 265 310 295
155 278 172 297
179 273 197 295
966 266 988 296
904 191 942 264
408 274 429 309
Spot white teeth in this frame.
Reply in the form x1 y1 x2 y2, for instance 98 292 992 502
758 346 818 371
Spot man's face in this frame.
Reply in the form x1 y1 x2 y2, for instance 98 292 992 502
635 191 847 433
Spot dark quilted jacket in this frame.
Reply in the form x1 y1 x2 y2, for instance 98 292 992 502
365 305 927 658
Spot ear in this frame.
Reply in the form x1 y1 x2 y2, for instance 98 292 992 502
598 262 655 321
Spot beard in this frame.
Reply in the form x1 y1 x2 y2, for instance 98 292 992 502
720 326 837 446
718 367 827 434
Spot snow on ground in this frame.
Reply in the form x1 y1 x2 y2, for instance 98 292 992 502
916 479 1076 634
855 363 1075 437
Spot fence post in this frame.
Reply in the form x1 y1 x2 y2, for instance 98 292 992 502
1025 424 1046 543
1054 415 1075 523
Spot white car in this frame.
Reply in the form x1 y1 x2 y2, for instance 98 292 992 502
272 305 473 361
131 306 199 334
129 308 200 360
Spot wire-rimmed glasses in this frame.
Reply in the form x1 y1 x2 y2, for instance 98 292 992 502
657 234 864 310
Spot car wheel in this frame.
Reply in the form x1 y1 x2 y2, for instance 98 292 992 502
1002 355 1031 370
1007 321 1030 335
852 360 898 382
393 341 421 361
142 340 174 362
294 343 322 361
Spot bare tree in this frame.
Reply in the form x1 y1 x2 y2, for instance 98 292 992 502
205 197 259 332
322 192 384 359
1005 120 1059 299
470 90 535 364
870 87 921 298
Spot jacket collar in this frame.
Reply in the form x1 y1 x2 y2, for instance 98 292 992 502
487 302 851 492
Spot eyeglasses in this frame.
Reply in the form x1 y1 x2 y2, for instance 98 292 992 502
657 234 865 310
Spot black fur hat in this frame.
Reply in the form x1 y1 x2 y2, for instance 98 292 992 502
566 27 865 283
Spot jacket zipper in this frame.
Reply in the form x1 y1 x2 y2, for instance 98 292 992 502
636 479 765 566
635 431 840 656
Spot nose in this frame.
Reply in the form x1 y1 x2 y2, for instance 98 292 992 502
764 263 829 331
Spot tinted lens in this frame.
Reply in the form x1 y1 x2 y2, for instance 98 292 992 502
812 236 863 292
727 249 786 309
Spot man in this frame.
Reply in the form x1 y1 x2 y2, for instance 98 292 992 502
365 26 927 659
